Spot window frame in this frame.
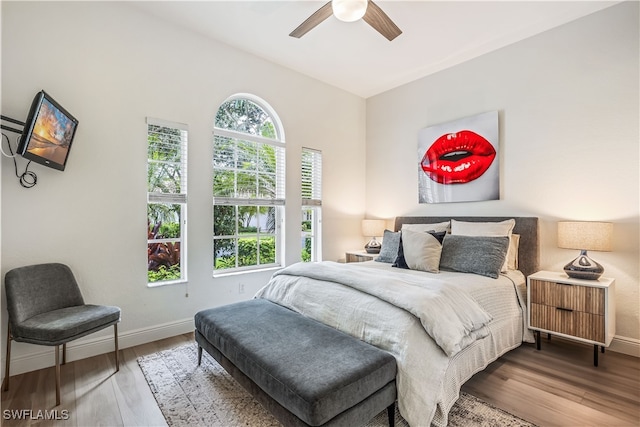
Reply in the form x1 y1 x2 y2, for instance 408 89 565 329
213 94 285 275
146 117 188 287
301 147 322 262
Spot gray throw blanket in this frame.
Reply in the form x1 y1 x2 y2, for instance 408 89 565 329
272 262 492 357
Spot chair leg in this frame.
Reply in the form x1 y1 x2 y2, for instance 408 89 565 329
2 324 11 392
114 324 119 372
62 343 67 365
55 345 61 406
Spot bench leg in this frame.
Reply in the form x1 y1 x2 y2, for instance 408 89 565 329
387 402 395 427
197 346 203 366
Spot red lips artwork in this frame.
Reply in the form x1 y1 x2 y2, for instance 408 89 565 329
420 130 496 184
418 111 499 204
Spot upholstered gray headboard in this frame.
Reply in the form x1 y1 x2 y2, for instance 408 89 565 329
394 216 539 278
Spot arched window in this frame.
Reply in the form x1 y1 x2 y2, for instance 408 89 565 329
213 95 285 273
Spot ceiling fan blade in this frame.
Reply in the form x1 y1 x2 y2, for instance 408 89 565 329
289 1 333 38
362 0 402 41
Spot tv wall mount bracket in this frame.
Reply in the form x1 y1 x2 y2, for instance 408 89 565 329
1 115 25 134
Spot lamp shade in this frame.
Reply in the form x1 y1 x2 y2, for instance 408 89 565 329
361 219 386 237
332 0 368 22
557 221 613 252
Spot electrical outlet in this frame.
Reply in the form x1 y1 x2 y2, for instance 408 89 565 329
238 283 245 294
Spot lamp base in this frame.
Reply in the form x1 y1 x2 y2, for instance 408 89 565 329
563 250 604 280
364 238 381 254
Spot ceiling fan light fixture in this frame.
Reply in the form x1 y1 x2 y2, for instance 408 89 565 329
332 0 368 22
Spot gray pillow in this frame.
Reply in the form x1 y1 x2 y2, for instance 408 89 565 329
375 230 401 263
439 235 509 279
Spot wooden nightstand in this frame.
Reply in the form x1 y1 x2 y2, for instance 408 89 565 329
345 250 377 263
527 270 616 366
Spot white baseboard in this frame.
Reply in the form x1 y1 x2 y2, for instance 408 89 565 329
1 318 194 378
609 335 640 357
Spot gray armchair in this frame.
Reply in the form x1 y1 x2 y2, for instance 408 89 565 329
2 263 121 406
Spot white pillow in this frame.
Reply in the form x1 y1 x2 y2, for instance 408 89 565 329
401 229 443 273
451 219 515 236
451 219 516 272
401 221 450 233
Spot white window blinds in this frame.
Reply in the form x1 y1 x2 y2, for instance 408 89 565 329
147 117 188 204
213 128 285 206
302 148 322 206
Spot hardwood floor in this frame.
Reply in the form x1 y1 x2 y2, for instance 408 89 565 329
462 337 640 427
1 333 638 426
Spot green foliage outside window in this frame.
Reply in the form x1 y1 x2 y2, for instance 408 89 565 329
215 99 277 138
301 238 312 262
148 265 181 282
147 125 183 194
147 123 186 283
213 204 277 270
214 236 276 269
301 220 312 262
147 210 182 284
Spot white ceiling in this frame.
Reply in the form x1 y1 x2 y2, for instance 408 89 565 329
128 1 620 98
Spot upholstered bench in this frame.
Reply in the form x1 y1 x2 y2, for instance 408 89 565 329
194 299 397 427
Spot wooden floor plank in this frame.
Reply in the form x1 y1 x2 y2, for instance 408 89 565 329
581 390 640 424
111 347 166 427
1 369 42 427
33 360 77 427
71 354 122 427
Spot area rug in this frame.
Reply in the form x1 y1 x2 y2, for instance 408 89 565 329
138 343 536 427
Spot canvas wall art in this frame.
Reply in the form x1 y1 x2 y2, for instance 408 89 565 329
418 111 499 203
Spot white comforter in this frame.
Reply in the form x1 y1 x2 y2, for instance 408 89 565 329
268 262 492 357
255 261 530 427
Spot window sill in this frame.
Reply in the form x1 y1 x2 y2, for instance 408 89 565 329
147 278 188 288
213 265 281 279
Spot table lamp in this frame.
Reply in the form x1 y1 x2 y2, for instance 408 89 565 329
361 219 386 254
557 221 613 280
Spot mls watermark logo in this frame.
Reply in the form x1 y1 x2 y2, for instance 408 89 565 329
3 409 70 421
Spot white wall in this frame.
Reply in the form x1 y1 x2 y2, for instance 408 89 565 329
1 1 366 375
366 2 639 351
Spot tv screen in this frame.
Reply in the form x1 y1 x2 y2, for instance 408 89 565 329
18 90 78 171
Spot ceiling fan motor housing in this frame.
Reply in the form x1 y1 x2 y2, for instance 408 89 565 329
332 0 368 22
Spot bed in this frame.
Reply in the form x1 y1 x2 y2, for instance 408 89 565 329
255 216 539 427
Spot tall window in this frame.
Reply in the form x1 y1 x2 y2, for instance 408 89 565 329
147 118 188 285
301 148 322 262
213 95 285 273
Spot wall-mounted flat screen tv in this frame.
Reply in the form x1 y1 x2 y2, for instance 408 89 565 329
18 90 79 171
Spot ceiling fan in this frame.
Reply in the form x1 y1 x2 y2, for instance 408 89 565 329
290 0 402 41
